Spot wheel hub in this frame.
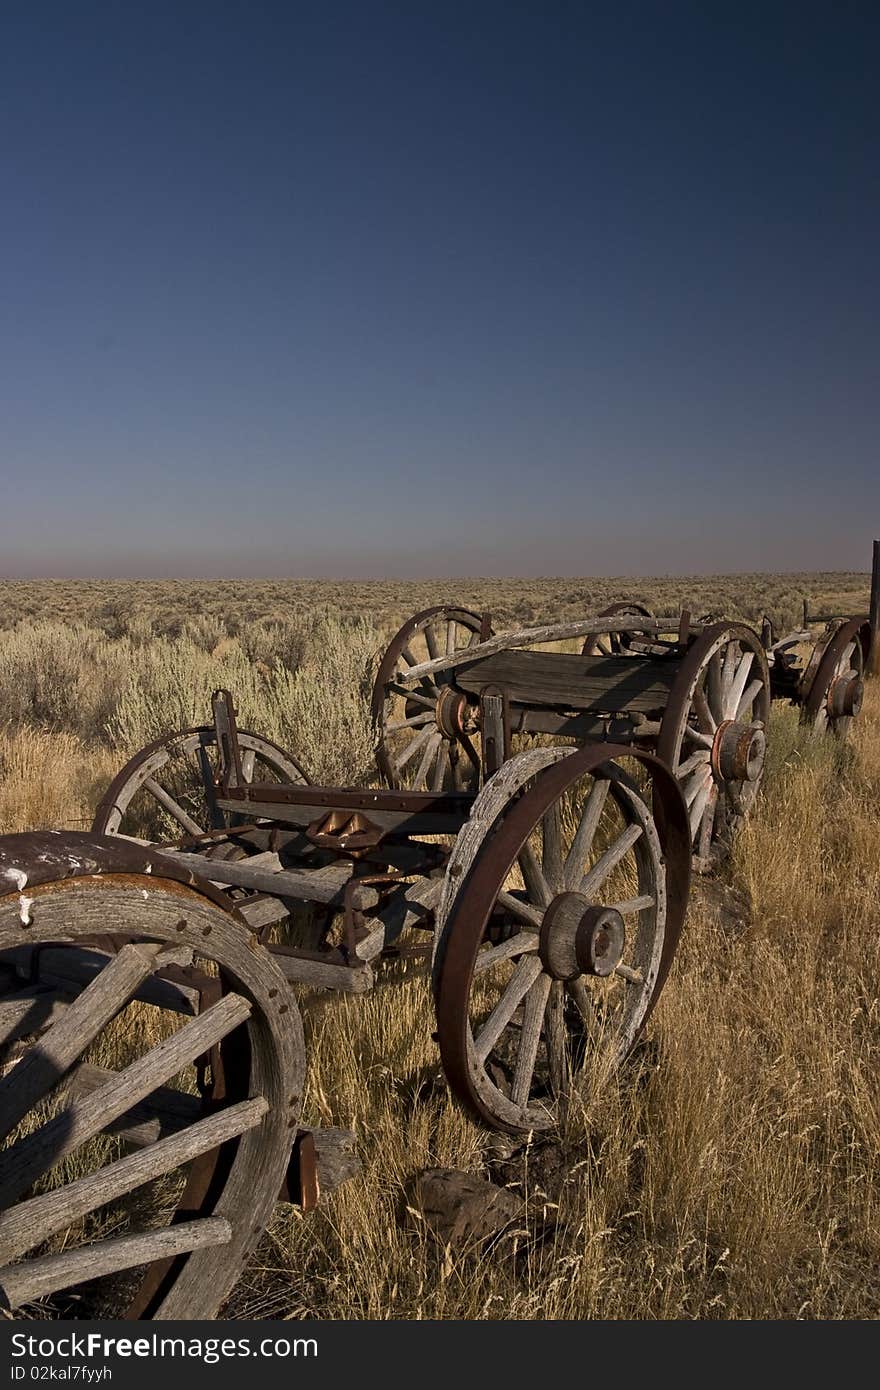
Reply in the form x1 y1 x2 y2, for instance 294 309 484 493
711 720 766 783
434 686 477 739
539 893 626 980
827 673 863 719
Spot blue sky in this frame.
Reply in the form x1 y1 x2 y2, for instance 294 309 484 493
1 2 878 577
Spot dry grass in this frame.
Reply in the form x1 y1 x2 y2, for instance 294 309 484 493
1 575 878 1319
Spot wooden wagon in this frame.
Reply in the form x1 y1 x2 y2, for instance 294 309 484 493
1 596 783 1317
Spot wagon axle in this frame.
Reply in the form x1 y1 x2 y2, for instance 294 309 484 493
539 896 627 980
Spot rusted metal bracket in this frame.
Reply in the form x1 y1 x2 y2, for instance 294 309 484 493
279 1129 320 1211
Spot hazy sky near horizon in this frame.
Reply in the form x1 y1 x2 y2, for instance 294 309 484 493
2 2 878 579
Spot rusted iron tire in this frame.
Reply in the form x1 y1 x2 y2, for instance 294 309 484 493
0 831 304 1320
801 618 869 740
93 727 310 843
580 601 663 657
432 745 690 1135
372 605 490 793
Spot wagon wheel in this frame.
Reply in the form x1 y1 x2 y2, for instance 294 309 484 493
657 623 771 870
372 606 490 792
0 831 304 1319
581 602 671 658
801 618 868 739
93 727 311 844
432 745 690 1135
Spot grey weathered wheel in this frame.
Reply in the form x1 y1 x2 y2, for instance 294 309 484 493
657 623 771 870
432 746 690 1135
0 832 304 1319
93 727 310 843
372 605 489 792
801 618 869 740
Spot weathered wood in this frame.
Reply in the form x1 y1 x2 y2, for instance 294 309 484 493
397 614 689 683
0 1097 268 1266
0 987 71 1048
0 942 162 1143
870 538 880 676
455 650 680 715
0 1216 233 1309
215 796 471 835
357 876 444 959
65 1062 202 1147
308 1127 361 1196
164 850 380 910
511 974 551 1107
143 777 204 837
474 955 543 1064
0 991 253 1211
267 946 374 993
7 946 201 1016
235 894 291 932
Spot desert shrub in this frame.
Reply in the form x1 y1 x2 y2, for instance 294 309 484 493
0 623 131 742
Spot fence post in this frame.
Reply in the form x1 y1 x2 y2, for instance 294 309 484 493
869 538 880 676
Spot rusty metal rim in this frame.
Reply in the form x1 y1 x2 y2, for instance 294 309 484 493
92 726 312 838
433 743 690 1133
371 605 489 789
802 617 870 732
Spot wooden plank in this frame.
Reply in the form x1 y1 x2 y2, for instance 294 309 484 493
0 1097 267 1266
163 851 380 910
267 947 374 993
0 991 253 1210
0 1216 232 1309
454 650 680 715
0 942 163 1144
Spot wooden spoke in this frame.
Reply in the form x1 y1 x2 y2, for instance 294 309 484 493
707 654 723 721
579 822 643 898
431 740 450 792
387 684 436 708
736 677 764 719
0 1097 268 1266
697 785 719 862
607 894 655 914
565 976 594 1026
511 974 552 1107
542 803 564 892
446 620 458 655
473 931 540 975
393 723 433 773
386 712 434 733
563 778 609 891
676 748 710 779
518 842 553 909
720 641 738 706
0 1217 232 1311
692 685 717 734
688 779 713 840
399 643 419 669
0 991 253 1211
615 963 643 985
414 732 442 789
682 724 714 748
726 651 754 721
682 766 711 808
496 890 543 930
142 777 205 837
545 980 569 1099
474 955 544 1063
424 625 441 661
0 943 162 1144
